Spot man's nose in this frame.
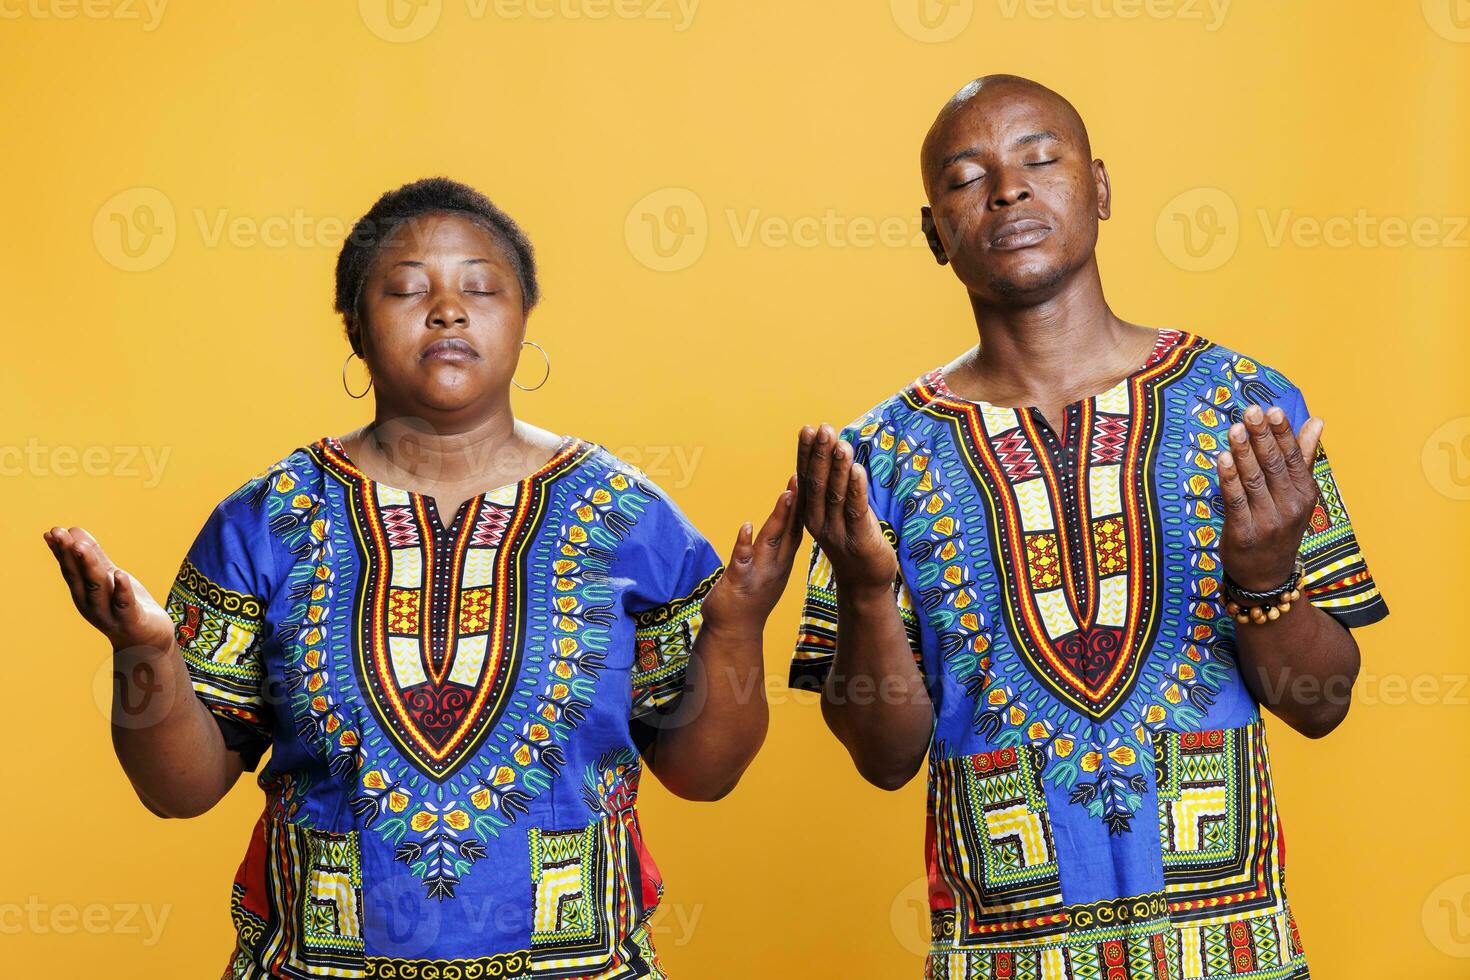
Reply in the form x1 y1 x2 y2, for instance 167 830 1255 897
989 168 1033 209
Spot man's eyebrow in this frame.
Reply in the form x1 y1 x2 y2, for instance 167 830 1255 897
1014 130 1062 147
939 147 983 169
937 131 1064 169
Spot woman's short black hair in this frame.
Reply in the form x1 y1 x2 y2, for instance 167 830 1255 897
334 176 539 333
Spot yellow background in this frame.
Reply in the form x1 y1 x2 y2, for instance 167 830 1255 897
3 1 1467 976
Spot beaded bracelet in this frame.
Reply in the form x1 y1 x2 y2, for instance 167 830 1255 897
1223 558 1306 626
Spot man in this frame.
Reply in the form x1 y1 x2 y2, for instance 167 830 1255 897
790 75 1387 979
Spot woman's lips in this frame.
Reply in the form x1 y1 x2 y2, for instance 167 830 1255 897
989 218 1052 251
421 339 479 362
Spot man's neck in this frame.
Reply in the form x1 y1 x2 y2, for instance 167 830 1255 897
948 261 1153 409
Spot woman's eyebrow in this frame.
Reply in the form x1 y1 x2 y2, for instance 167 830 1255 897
388 258 492 267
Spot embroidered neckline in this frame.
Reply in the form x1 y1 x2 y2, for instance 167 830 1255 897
313 433 587 528
918 328 1191 411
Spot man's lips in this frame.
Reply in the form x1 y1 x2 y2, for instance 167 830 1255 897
420 338 479 362
989 217 1052 251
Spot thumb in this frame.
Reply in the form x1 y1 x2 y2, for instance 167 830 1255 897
1297 417 1324 465
728 522 754 567
111 568 135 612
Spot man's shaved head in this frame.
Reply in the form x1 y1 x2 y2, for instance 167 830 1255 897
921 75 1092 191
917 74 1110 305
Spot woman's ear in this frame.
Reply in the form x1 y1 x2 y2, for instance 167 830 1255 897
345 316 365 359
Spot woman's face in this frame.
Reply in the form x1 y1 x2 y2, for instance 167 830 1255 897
351 211 527 419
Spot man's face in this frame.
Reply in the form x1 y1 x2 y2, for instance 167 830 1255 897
921 82 1110 305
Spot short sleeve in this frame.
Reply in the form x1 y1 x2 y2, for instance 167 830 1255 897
1278 386 1389 629
788 416 925 692
789 537 924 692
164 471 281 771
622 482 726 721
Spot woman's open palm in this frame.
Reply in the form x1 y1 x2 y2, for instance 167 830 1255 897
43 526 175 655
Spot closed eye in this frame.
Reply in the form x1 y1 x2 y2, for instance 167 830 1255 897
388 291 426 297
1026 159 1059 167
951 175 984 190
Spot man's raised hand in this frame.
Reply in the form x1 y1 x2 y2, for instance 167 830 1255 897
797 424 898 592
1214 404 1325 593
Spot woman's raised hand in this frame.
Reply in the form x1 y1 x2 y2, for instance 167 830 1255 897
797 424 898 592
701 475 805 632
43 526 175 656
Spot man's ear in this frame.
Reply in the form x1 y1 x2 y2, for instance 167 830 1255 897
1094 159 1112 221
921 206 949 266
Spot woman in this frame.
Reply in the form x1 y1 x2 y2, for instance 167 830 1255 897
44 176 800 977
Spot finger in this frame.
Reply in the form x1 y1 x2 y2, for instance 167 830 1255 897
824 440 853 536
69 526 115 572
69 531 117 611
726 521 754 567
846 461 873 526
111 568 137 614
795 427 815 520
1215 452 1255 535
1243 404 1292 499
755 484 795 548
803 425 834 535
1226 417 1275 519
769 485 804 570
47 527 90 609
783 473 803 544
751 486 802 575
1264 405 1306 479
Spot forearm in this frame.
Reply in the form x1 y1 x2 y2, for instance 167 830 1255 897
1234 604 1360 738
646 621 769 802
821 583 934 790
109 644 243 817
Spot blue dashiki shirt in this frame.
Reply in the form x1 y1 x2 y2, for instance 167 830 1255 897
790 329 1388 980
166 433 724 978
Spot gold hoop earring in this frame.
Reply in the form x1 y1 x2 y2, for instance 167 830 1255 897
513 340 551 392
342 352 373 399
